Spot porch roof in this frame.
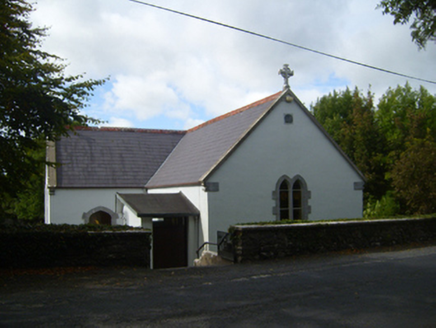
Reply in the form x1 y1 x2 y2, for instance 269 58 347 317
117 192 199 218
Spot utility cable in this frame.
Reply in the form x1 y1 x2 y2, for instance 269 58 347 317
128 0 436 85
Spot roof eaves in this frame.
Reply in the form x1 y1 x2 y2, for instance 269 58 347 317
74 126 186 135
146 181 202 190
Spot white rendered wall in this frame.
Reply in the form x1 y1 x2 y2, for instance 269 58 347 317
44 182 51 224
45 188 142 225
121 203 142 227
206 98 364 242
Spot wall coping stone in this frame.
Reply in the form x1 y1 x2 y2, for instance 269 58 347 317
232 217 436 230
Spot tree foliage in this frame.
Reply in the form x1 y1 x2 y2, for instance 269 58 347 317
312 87 387 199
312 83 436 216
391 136 436 214
0 0 105 217
378 0 436 49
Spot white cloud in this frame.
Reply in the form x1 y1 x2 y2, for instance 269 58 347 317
184 118 205 130
29 0 436 129
104 74 181 120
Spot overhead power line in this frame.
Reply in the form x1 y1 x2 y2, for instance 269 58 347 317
128 0 436 85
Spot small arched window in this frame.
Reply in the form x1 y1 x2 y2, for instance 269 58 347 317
279 180 290 220
292 180 302 220
275 175 310 221
89 210 112 225
82 206 118 225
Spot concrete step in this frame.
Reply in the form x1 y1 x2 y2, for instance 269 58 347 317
194 251 232 267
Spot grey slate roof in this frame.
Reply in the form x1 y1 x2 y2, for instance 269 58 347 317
117 193 199 217
55 128 185 188
53 90 364 190
146 91 283 188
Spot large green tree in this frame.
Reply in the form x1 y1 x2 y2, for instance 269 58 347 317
0 0 105 218
391 136 436 214
313 83 436 217
311 87 355 143
377 84 436 214
376 83 436 166
312 87 387 200
378 0 436 49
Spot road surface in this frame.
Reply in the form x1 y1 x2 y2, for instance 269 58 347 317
1 245 436 327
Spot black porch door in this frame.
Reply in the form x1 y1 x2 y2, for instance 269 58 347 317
153 217 188 269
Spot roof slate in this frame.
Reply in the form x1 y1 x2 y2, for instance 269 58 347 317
146 92 282 188
118 193 199 217
53 89 364 190
56 128 185 188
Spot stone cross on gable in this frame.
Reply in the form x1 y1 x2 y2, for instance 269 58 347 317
278 64 294 90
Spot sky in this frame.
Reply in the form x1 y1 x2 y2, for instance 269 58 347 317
29 0 436 130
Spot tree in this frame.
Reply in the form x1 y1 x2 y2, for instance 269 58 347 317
378 0 436 49
340 89 387 199
376 83 436 167
0 0 105 217
311 87 355 143
10 143 45 221
312 87 387 200
391 135 436 214
314 83 436 216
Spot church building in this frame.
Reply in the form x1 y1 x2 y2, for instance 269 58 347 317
45 66 365 268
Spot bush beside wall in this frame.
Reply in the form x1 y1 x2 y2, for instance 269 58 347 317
231 217 436 263
0 231 151 268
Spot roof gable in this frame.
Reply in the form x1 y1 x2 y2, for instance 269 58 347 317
146 91 283 188
53 89 364 190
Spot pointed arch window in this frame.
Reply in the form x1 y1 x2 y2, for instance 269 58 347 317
82 206 118 225
275 175 310 221
89 210 112 225
292 180 302 220
279 180 290 220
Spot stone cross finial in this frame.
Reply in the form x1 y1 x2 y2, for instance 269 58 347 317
278 64 294 90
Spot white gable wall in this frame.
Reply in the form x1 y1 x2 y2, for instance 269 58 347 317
45 188 142 225
206 97 364 241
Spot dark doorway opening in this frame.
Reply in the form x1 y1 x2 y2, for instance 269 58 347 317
153 217 188 269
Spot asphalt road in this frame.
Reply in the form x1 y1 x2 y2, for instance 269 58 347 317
1 245 436 327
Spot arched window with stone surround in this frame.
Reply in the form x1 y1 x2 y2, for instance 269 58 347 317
89 210 112 225
82 206 118 225
292 179 303 220
279 180 290 220
274 175 310 220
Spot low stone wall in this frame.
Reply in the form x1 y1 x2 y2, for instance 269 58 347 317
0 231 151 268
231 217 436 263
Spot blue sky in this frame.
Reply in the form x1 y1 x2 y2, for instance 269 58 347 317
30 0 436 130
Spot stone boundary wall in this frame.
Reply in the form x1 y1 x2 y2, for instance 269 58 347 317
231 217 436 263
0 231 151 268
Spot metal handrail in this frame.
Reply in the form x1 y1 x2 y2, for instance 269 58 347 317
196 241 217 258
196 233 229 258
